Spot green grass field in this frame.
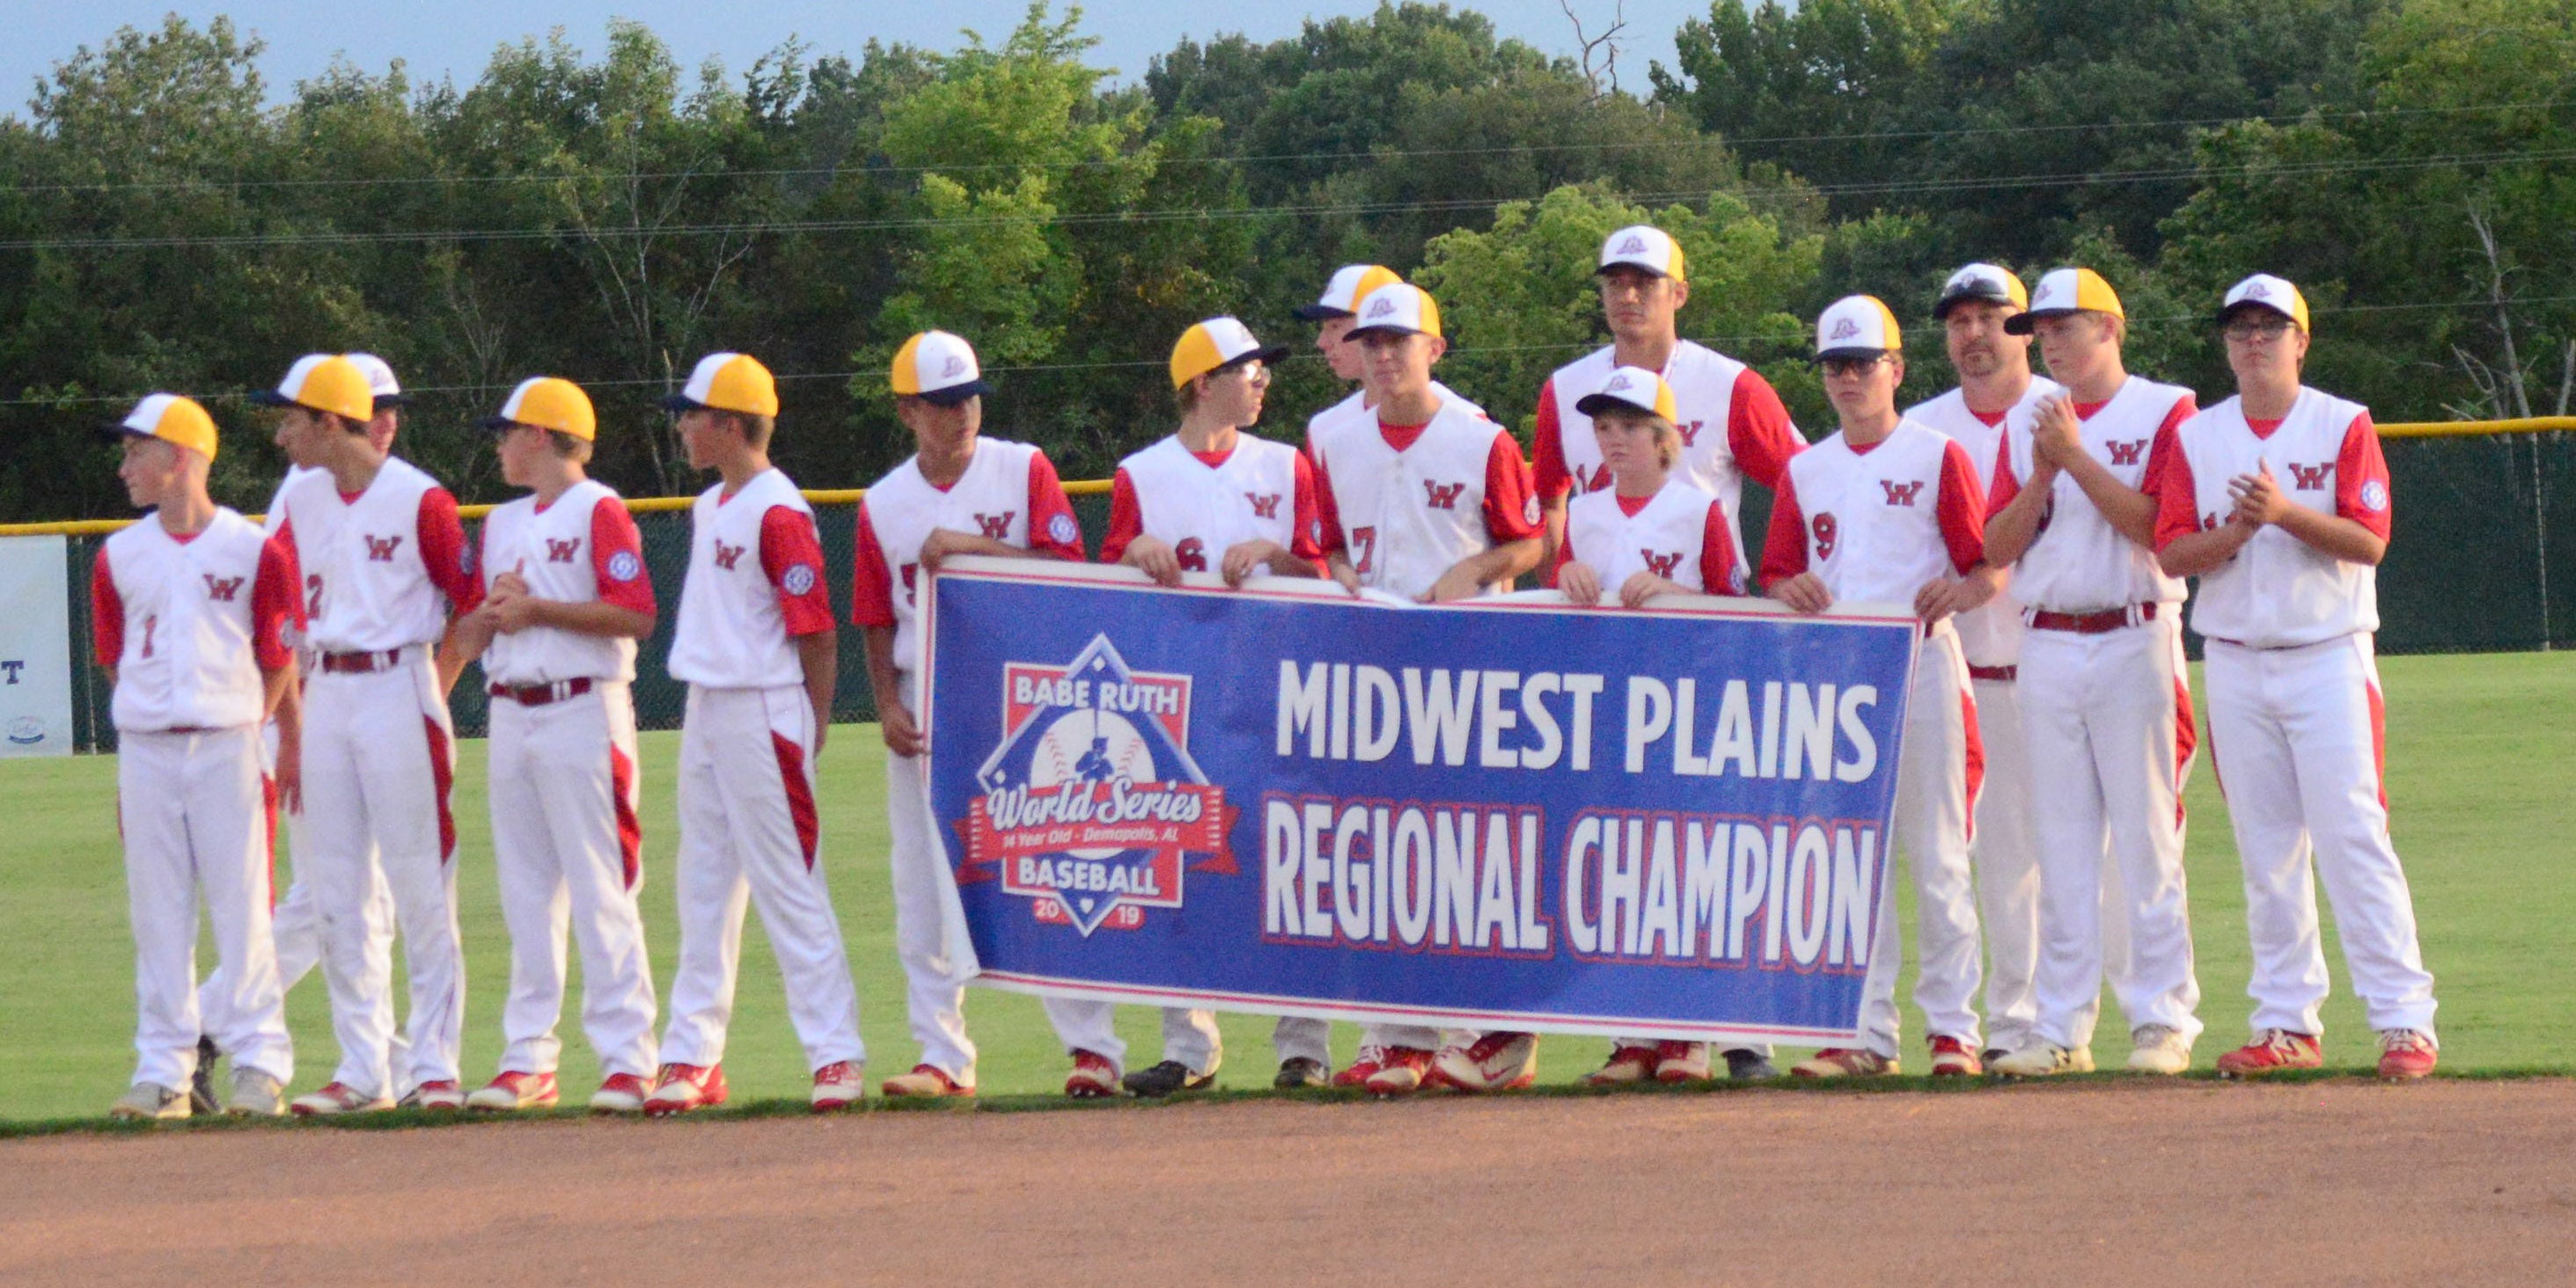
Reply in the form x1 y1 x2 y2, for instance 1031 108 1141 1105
4 651 2568 1122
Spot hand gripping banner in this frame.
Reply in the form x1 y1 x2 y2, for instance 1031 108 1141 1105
922 559 1922 1046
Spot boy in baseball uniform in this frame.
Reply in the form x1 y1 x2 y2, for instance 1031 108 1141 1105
438 377 663 1114
1306 282 1544 1094
2154 275 2439 1080
650 352 869 1115
1983 268 2205 1077
1097 318 1324 1096
263 354 481 1116
854 331 1123 1100
1763 297 1997 1078
95 395 301 1119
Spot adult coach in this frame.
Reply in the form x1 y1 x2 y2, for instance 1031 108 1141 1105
441 377 663 1114
265 354 481 1116
851 332 1127 1100
2154 274 2439 1080
1983 268 2204 1077
1763 297 1994 1079
650 351 869 1116
96 395 299 1119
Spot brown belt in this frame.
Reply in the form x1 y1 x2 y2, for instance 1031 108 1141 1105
319 649 406 674
488 678 596 706
1968 664 2018 682
2028 603 2158 634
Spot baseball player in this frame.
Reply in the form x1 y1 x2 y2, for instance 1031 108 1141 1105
263 354 481 1116
1762 297 1995 1079
1305 282 1544 1094
854 331 1131 1100
437 377 662 1113
95 395 300 1119
650 351 869 1115
1983 267 2205 1077
1095 318 1324 1096
2154 274 2439 1080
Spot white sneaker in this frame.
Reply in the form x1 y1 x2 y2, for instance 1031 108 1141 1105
1430 1032 1538 1092
2126 1024 2192 1074
290 1081 394 1116
1991 1043 2095 1077
227 1069 286 1116
109 1082 189 1121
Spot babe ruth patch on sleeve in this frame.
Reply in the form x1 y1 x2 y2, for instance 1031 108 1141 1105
606 549 643 582
1523 494 1541 526
1048 512 1079 545
2359 480 2389 512
783 562 818 596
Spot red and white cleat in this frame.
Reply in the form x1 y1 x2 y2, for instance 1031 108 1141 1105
2214 1029 2323 1079
289 1081 394 1117
2376 1029 2438 1081
1583 1044 1660 1087
1927 1036 1983 1078
466 1071 559 1111
810 1061 866 1112
590 1072 651 1115
882 1064 976 1098
643 1064 728 1117
1064 1050 1119 1099
1431 1032 1538 1094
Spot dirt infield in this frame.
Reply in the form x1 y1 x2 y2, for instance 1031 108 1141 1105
3 1079 2568 1286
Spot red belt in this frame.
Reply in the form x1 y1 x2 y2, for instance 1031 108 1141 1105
2028 603 2158 634
488 678 596 706
319 649 407 674
1968 664 2018 682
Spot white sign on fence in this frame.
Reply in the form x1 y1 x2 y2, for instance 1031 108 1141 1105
0 536 75 757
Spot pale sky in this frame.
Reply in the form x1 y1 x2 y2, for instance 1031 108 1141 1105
5 1 1701 116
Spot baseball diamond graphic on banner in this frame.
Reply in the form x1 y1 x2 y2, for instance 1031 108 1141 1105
922 559 1924 1046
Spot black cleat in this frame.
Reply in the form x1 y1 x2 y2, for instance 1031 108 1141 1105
1122 1060 1215 1098
1981 1048 2009 1065
1273 1057 1329 1089
1722 1048 1780 1080
189 1036 223 1116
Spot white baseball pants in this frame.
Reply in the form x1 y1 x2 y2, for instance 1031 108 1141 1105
301 653 465 1097
1852 627 1985 1057
1274 1015 1331 1066
661 684 864 1073
488 683 658 1079
119 726 292 1090
2203 634 2436 1040
2020 614 2202 1050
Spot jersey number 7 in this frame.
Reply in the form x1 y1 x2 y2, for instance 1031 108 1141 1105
1349 526 1377 574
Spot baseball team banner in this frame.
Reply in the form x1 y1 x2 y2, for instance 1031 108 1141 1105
922 558 1924 1046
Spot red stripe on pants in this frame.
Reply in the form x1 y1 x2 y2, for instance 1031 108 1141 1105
2367 680 2389 809
610 743 642 889
1959 682 1985 844
772 733 819 869
2171 676 2198 827
424 716 457 862
261 772 280 909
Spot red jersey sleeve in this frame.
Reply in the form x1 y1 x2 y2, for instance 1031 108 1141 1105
1098 468 1144 565
1934 439 1990 574
90 547 122 669
1307 440 1347 557
1479 431 1542 544
1288 450 1327 565
251 536 301 670
2152 438 2205 552
850 500 899 628
1699 499 1747 595
1726 370 1805 488
1026 451 1084 560
1985 434 2024 521
2334 411 2394 542
759 504 835 637
589 495 657 617
1759 468 1809 589
1530 377 1574 501
417 489 483 616
2139 394 2198 501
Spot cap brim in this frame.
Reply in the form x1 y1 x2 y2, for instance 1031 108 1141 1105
1292 304 1354 321
99 421 147 443
1814 347 1897 362
479 414 520 432
2218 300 2301 327
1219 346 1292 371
1344 323 1428 340
247 390 295 407
371 393 407 410
1572 393 1660 419
1595 260 1674 278
915 380 992 407
1932 287 2014 319
660 394 706 413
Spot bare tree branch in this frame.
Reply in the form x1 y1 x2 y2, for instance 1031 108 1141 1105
1560 0 1628 101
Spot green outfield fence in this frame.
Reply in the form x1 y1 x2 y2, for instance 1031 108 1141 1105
11 421 2572 751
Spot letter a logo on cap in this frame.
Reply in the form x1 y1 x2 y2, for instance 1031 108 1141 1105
1366 295 1396 318
942 355 966 377
1616 234 1647 255
1830 317 1860 340
2245 280 2271 299
1605 372 1633 392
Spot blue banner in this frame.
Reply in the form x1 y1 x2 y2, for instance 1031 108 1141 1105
922 560 1922 1045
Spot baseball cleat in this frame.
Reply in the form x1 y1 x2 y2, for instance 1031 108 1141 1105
1582 1044 1661 1087
881 1065 975 1098
2126 1025 2193 1074
1432 1032 1538 1094
1064 1050 1119 1099
1723 1048 1780 1080
810 1061 867 1112
1790 1048 1897 1079
2376 1029 2438 1081
590 1073 651 1114
1654 1040 1714 1083
227 1069 286 1117
1273 1057 1329 1089
1928 1036 1984 1078
643 1063 728 1116
1990 1043 2094 1077
190 1036 223 1116
290 1081 394 1116
1123 1060 1215 1098
399 1079 467 1111
1362 1046 1436 1096
109 1083 190 1122
466 1071 560 1112
2214 1029 2323 1079
1331 1046 1391 1089
1980 1048 2010 1065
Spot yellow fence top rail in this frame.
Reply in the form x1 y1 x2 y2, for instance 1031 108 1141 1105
2376 416 2576 438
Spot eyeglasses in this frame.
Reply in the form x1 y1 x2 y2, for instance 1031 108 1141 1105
2224 318 2295 343
1819 356 1887 378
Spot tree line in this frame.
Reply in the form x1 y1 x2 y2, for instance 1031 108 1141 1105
1 0 2568 523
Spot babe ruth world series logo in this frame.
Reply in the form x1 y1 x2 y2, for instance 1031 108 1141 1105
960 634 1235 936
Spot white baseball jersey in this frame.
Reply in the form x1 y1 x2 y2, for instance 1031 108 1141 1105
1303 380 1486 449
1534 343 1806 547
2159 387 2389 648
1560 479 1743 595
669 469 832 689
94 509 297 732
1907 377 2064 667
1308 397 1540 600
853 438 1083 677
1987 377 2195 612
275 457 472 652
477 479 654 684
1763 419 1986 605
1099 434 1324 571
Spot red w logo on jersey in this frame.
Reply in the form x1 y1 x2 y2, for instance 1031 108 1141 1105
1880 480 1924 507
1421 480 1467 510
712 539 745 571
1244 493 1281 519
1639 550 1684 578
2286 462 2334 491
1176 537 1207 571
363 534 404 562
975 511 1016 539
544 538 582 563
2106 439 2147 467
202 574 245 602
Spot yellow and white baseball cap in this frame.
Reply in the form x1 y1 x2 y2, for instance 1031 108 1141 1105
2220 274 2310 333
1597 225 1686 282
109 393 220 462
889 331 993 406
1170 317 1289 389
1816 295 1904 360
1933 263 2029 318
343 352 406 411
1573 366 1679 422
481 377 598 441
1295 264 1405 321
2005 267 2124 334
1346 282 1442 340
663 352 780 416
251 353 375 421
